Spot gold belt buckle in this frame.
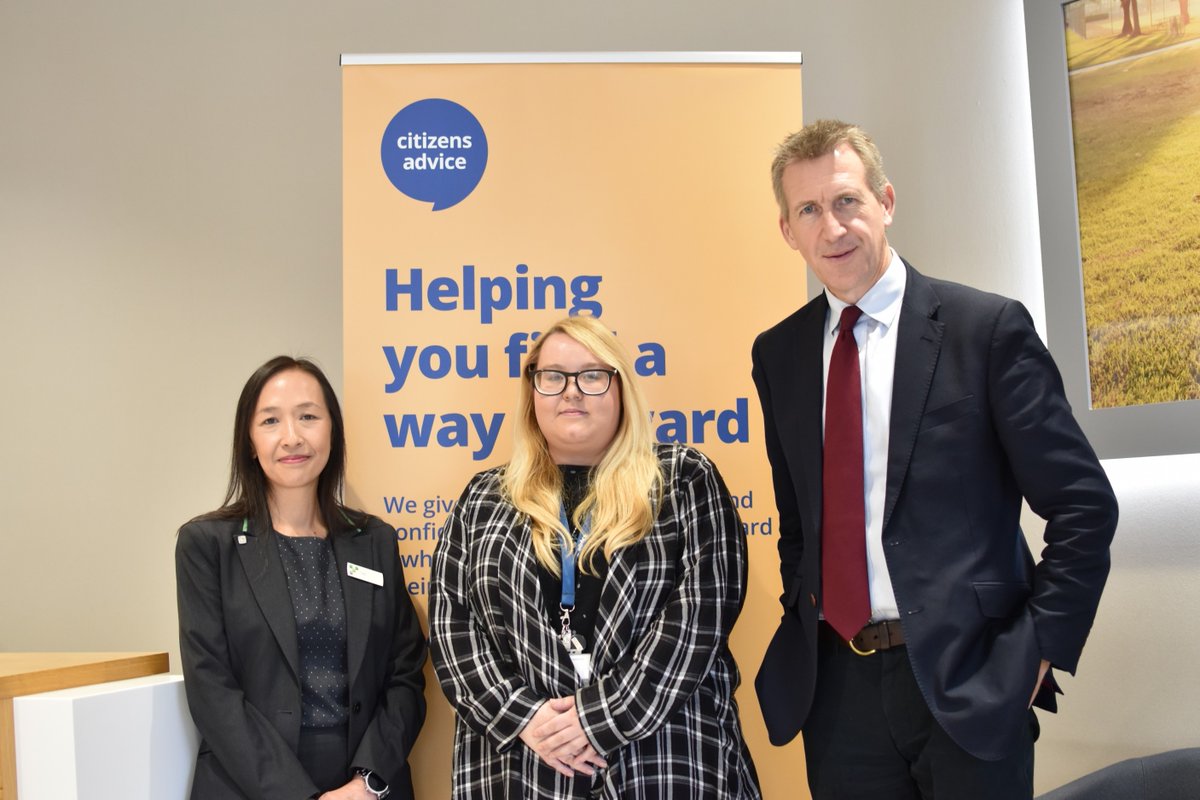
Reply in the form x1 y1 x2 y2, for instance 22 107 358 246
847 637 876 656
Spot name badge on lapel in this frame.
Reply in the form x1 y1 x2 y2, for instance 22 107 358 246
347 562 384 586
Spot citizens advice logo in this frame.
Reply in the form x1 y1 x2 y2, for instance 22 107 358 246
380 98 488 211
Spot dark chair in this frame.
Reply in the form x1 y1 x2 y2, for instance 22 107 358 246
1037 748 1200 800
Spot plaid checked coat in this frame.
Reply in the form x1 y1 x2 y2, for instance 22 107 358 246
430 443 762 799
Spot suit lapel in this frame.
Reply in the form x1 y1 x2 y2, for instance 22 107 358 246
884 263 943 533
763 296 830 541
591 542 636 672
504 520 578 693
236 522 301 681
331 524 375 685
795 297 829 534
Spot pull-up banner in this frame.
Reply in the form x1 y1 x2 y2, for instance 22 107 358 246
343 52 804 798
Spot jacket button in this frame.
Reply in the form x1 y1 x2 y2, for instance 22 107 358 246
352 701 362 713
810 593 817 607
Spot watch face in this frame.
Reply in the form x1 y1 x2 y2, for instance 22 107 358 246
362 771 388 797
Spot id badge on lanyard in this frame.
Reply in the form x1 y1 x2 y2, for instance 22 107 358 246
558 506 593 682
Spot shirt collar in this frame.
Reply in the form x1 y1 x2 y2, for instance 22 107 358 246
825 248 907 336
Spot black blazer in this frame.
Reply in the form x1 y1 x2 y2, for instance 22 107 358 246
176 514 426 799
751 261 1118 761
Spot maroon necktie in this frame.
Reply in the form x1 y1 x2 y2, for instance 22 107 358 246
822 305 869 641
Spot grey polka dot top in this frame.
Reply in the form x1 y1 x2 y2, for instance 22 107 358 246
274 532 350 729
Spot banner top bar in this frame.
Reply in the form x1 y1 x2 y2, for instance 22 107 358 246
341 51 802 66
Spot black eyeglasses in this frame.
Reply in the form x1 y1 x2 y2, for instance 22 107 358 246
528 368 618 396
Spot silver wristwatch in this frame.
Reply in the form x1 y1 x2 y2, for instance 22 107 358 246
356 768 390 799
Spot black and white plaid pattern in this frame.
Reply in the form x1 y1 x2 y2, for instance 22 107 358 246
430 443 762 799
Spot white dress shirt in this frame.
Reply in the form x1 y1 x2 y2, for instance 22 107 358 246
822 249 906 621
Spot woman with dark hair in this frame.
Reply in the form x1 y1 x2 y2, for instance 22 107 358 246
176 356 426 800
430 317 761 799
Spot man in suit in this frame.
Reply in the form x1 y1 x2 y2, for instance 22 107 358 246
751 119 1118 799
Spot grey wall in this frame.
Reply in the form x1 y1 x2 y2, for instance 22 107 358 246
2 1 1196 795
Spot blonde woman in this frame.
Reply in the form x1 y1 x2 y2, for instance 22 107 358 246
430 316 761 799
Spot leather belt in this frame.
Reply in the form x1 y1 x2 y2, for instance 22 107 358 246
823 619 906 655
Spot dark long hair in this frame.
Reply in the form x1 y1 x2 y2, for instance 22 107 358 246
199 356 361 535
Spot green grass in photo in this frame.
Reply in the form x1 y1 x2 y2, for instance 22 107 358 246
1066 20 1200 71
1068 41 1200 407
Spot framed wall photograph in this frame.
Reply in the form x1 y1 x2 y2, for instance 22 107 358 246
1024 0 1200 458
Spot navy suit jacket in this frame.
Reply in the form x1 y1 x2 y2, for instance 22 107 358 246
751 261 1117 761
176 514 427 799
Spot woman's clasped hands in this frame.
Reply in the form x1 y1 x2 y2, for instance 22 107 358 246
519 697 608 778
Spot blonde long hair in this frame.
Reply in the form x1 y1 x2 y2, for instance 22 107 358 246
501 316 663 575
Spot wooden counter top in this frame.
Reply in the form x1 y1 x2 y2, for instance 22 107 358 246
0 652 169 800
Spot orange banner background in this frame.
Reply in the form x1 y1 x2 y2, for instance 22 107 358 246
343 55 806 798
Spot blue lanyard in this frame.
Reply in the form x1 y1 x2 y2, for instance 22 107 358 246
558 506 591 608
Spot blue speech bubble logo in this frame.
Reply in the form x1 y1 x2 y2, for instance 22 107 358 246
380 99 488 211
